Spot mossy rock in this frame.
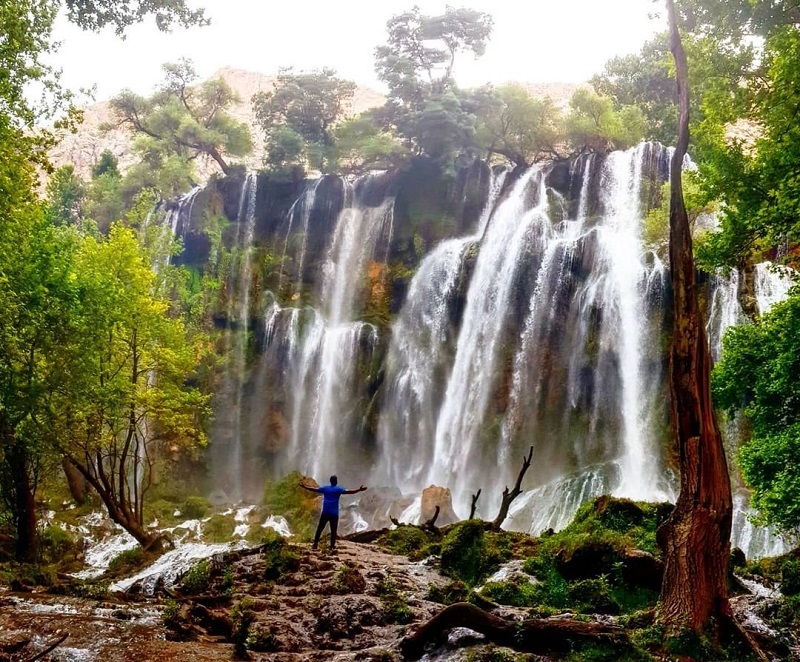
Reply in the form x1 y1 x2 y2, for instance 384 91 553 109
782 558 800 596
332 565 367 594
567 577 619 614
426 580 469 605
203 514 236 542
263 534 299 581
440 520 486 586
382 526 432 559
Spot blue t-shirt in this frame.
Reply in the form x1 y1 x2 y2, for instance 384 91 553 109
319 485 347 515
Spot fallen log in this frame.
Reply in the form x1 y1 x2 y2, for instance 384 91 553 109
400 602 627 660
23 633 69 662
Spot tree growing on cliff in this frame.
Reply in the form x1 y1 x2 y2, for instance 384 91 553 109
108 59 252 182
565 88 646 153
374 6 492 161
253 68 356 173
473 85 563 168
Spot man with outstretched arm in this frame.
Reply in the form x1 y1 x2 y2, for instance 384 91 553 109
299 475 367 551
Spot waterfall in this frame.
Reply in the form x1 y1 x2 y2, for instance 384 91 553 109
262 174 394 480
212 174 258 501
376 168 507 488
706 268 743 363
755 261 795 315
278 177 323 296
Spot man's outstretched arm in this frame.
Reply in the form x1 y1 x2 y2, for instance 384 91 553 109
299 482 322 493
343 485 367 495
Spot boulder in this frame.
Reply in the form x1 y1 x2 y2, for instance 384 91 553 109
421 485 459 526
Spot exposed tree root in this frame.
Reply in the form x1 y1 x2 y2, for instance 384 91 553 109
399 602 627 660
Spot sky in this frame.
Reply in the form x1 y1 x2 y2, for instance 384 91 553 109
51 0 664 101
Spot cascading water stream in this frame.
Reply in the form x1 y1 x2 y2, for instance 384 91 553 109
376 169 506 488
278 178 323 296
212 174 257 501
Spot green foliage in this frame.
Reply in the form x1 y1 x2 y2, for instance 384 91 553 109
440 520 486 586
230 596 255 659
565 88 646 153
474 84 563 167
181 496 209 519
382 526 430 557
203 514 236 542
330 112 407 173
0 562 57 588
480 579 539 607
253 68 356 172
465 645 524 662
713 288 800 530
38 525 79 566
64 0 207 35
782 558 800 596
246 623 278 652
108 547 146 575
376 577 413 624
262 531 299 581
332 565 367 594
92 150 120 179
45 166 85 227
374 6 492 161
180 558 211 595
263 471 319 540
109 58 252 188
63 578 109 600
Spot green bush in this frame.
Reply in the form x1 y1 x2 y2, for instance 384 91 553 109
203 514 236 542
180 559 211 595
480 579 538 607
39 525 79 566
247 623 278 652
263 534 299 581
333 565 366 594
182 496 210 519
0 563 57 588
782 558 800 596
383 527 429 557
230 597 255 658
567 577 618 614
64 579 109 600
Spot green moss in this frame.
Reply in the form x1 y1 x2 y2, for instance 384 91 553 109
230 597 255 659
382 527 431 558
61 578 109 600
782 558 800 596
567 577 618 614
480 579 538 607
203 514 236 542
0 563 57 588
181 496 210 519
377 577 413 624
107 547 146 576
441 520 496 586
247 623 278 652
263 471 319 541
39 525 80 566
465 645 526 662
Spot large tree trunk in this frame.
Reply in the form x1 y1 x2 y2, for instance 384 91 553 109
657 0 733 634
9 443 37 563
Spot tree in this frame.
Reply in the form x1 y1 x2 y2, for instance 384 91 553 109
44 165 86 227
656 0 733 636
565 88 646 153
253 68 356 172
329 111 408 173
109 59 253 178
92 149 120 179
474 85 563 168
374 6 492 160
63 0 207 34
713 286 800 532
50 226 209 547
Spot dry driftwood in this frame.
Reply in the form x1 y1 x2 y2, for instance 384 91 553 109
490 446 533 530
400 602 627 659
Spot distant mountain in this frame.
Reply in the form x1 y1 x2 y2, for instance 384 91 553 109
48 68 580 182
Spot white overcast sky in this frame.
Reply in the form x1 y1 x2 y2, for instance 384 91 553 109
52 0 663 101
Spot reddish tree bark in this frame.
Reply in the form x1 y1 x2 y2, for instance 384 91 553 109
657 0 733 634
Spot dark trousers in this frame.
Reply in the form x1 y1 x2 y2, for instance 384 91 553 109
313 512 339 548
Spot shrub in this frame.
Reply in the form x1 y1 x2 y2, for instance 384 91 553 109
782 558 800 596
39 525 79 566
263 471 319 540
333 565 366 594
182 496 210 519
383 527 429 557
567 577 618 614
247 623 278 652
180 559 211 595
480 579 538 607
230 597 255 659
263 534 299 581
